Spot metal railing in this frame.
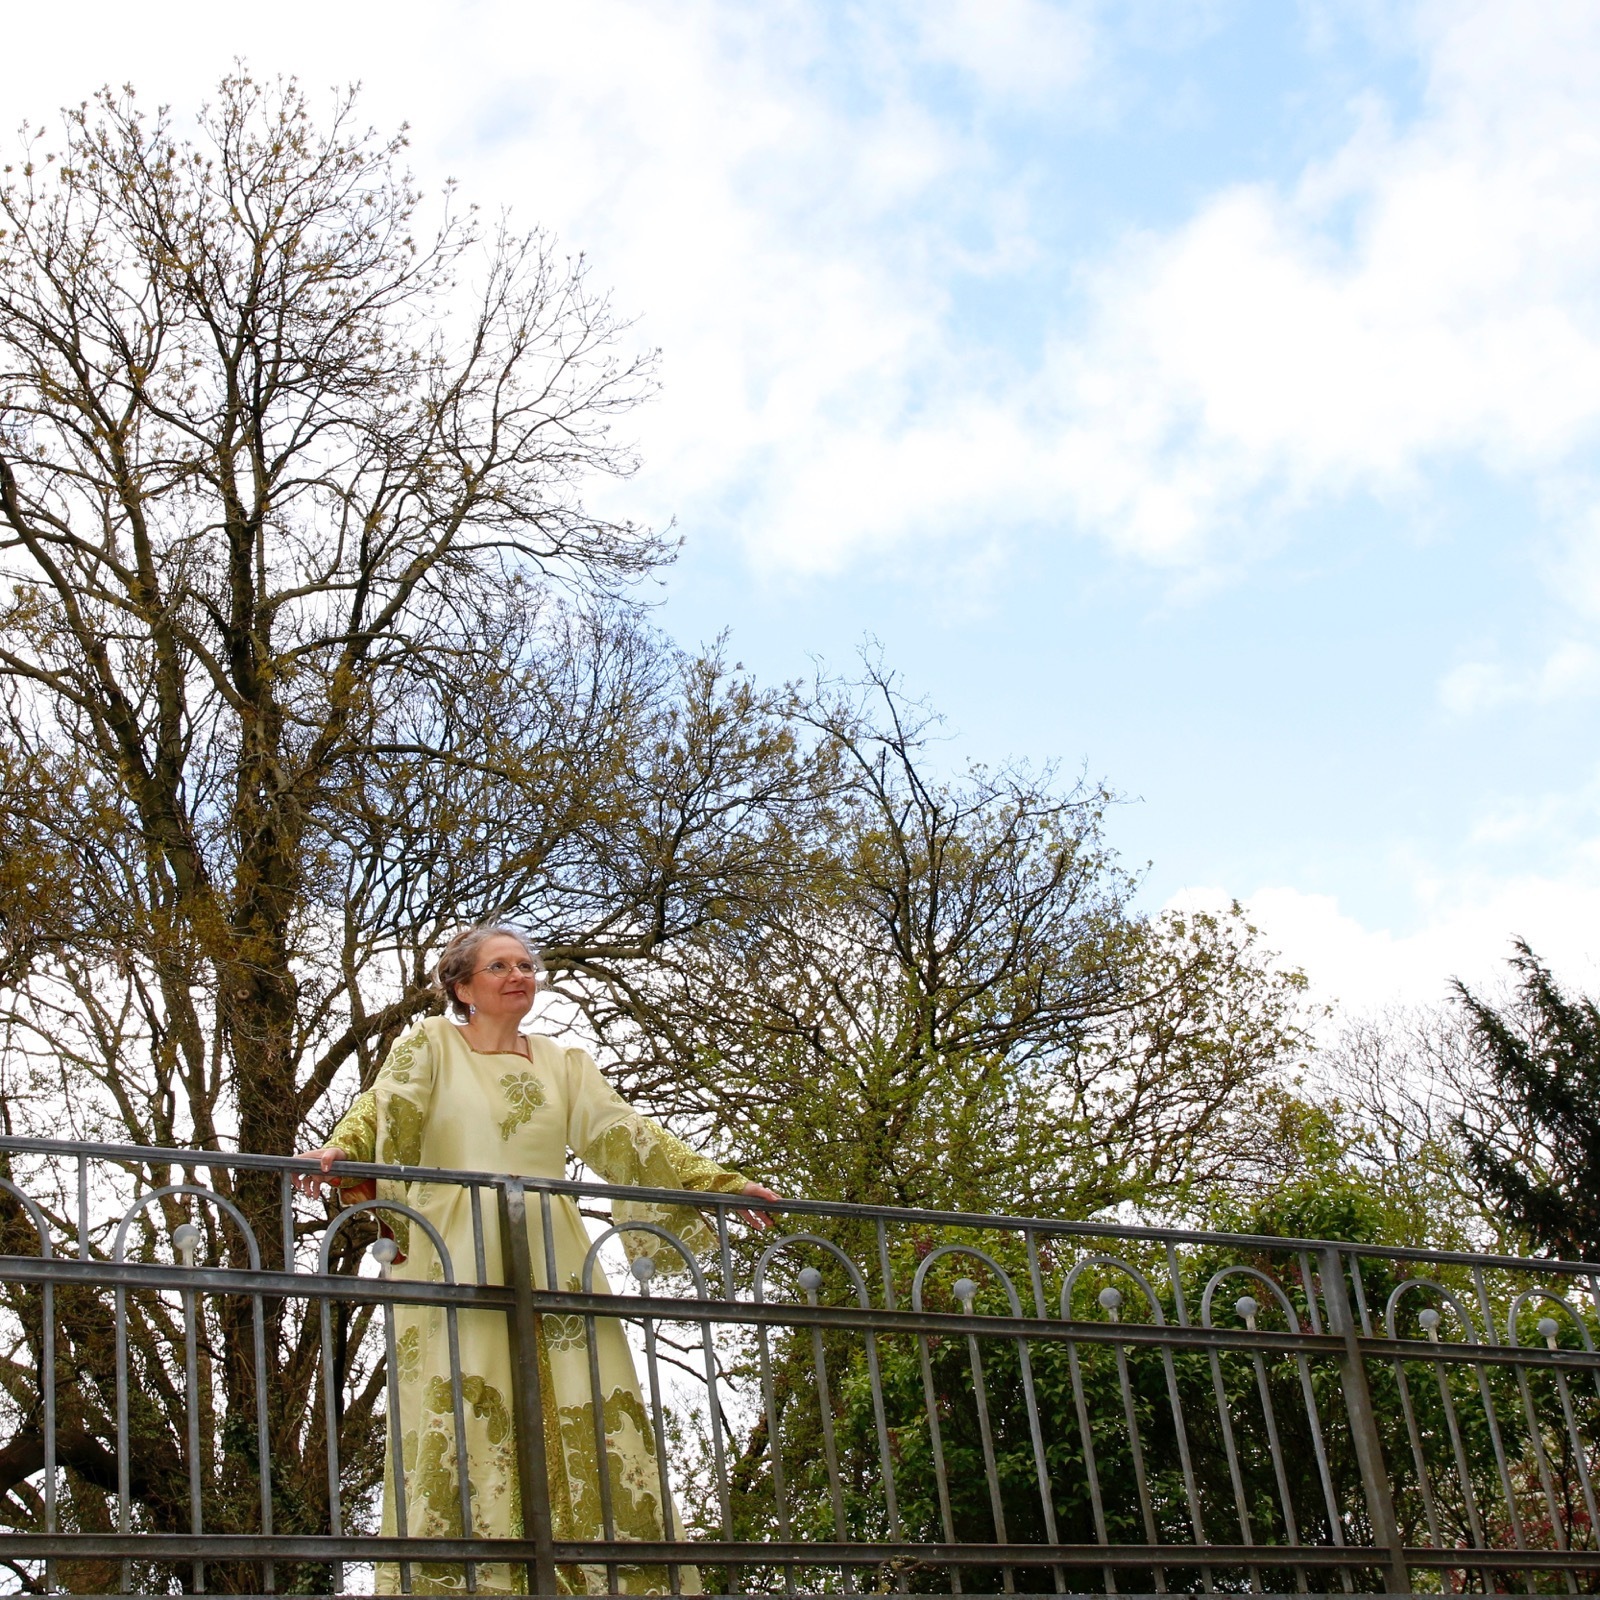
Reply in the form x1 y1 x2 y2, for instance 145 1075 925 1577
0 1134 1598 1595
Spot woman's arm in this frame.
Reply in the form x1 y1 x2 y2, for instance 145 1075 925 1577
294 1090 377 1198
294 1023 435 1200
564 1046 780 1235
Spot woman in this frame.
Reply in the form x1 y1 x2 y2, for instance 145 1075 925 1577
299 925 779 1596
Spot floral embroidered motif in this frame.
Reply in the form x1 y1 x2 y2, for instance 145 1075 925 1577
396 1322 422 1381
497 1071 546 1141
581 1114 743 1267
556 1386 670 1592
385 1027 428 1084
386 1371 522 1593
539 1274 590 1355
382 1095 424 1168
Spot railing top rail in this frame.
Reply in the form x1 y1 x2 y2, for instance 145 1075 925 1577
0 1130 1591 1277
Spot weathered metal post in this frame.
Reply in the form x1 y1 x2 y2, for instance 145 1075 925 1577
499 1179 561 1598
1320 1246 1409 1594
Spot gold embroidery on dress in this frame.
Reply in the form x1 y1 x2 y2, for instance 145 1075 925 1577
497 1070 546 1140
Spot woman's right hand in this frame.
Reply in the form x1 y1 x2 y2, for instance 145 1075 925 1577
294 1145 375 1203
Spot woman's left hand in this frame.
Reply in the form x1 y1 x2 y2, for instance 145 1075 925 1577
737 1181 782 1230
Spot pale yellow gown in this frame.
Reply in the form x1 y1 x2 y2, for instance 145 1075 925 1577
328 1016 748 1595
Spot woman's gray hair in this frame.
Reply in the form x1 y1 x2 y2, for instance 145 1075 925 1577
434 924 542 1019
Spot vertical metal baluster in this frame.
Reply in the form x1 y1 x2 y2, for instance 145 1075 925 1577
1065 1323 1114 1593
875 1220 906 1593
1538 1317 1600 1565
754 1308 796 1598
1349 1256 1374 1336
1471 1268 1532 1585
799 1269 850 1570
634 1259 682 1597
1300 1247 1342 1585
1590 1275 1600 1401
1298 1254 1323 1335
1297 1255 1353 1590
539 1189 558 1292
953 1279 1014 1595
1294 1258 1352 1592
251 1286 276 1595
1511 1338 1573 1581
1320 1249 1408 1596
174 1224 206 1594
1160 1344 1210 1591
498 1181 560 1600
534 1204 565 1600
114 1279 130 1594
1420 1310 1488 1581
266 1176 288 1597
708 1209 745 1600
279 1172 295 1274
1166 1245 1189 1326
469 1185 487 1286
584 1294 620 1597
319 1287 345 1597
1236 1296 1306 1593
1390 1344 1444 1552
696 1283 736 1595
1294 1344 1353 1591
444 1302 477 1594
915 1326 961 1595
861 1319 904 1576
1206 1344 1260 1592
1026 1230 1048 1319
1100 1290 1162 1594
1163 1245 1212 1594
77 1156 88 1262
1339 1264 1386 1596
1021 1233 1068 1592
42 1272 56 1598
1017 1338 1065 1594
716 1205 735 1301
372 1240 412 1594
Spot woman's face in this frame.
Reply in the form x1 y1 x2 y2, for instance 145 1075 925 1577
455 934 538 1023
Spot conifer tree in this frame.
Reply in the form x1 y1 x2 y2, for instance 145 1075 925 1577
1455 940 1600 1261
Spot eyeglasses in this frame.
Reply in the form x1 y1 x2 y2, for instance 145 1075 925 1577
476 960 539 978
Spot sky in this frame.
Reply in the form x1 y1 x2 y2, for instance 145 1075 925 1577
5 0 1600 1017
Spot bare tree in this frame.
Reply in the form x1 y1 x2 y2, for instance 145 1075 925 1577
0 73 670 1153
0 75 1325 1581
568 666 1313 1218
0 76 819 1582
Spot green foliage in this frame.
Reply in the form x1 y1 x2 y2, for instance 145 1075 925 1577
595 665 1317 1223
1456 941 1600 1262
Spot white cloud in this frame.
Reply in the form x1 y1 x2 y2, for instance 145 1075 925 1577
1041 0 1600 565
10 2 1599 583
913 0 1099 104
606 0 1600 576
9 0 1600 1033
1171 873 1600 1020
1439 640 1600 715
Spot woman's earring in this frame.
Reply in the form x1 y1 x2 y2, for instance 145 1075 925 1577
468 1003 477 1019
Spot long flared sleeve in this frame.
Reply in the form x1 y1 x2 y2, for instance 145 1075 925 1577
563 1045 748 1265
328 1089 377 1165
328 1024 438 1258
327 1019 438 1168
370 1023 437 1167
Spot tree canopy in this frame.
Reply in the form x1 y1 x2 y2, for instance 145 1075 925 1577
1454 940 1600 1262
0 75 1320 1582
